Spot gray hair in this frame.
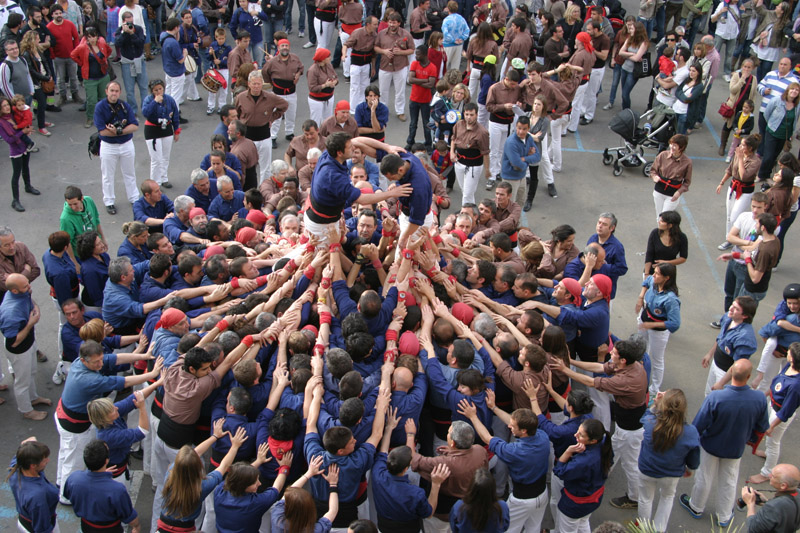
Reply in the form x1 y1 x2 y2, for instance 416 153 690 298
191 168 209 185
270 159 289 176
450 421 475 449
217 175 233 188
218 330 241 355
173 195 195 214
455 213 473 226
472 312 498 341
108 257 132 283
280 214 298 227
307 147 323 160
248 70 264 82
626 332 648 358
0 226 13 239
598 212 617 230
254 311 277 331
203 314 223 332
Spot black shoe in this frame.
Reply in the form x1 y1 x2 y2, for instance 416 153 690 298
106 204 117 215
179 117 188 124
579 117 593 125
25 186 40 195
27 145 39 153
11 200 24 212
610 495 638 509
761 182 770 192
272 139 278 149
46 104 62 112
285 134 294 142
161 181 172 189
548 184 558 198
129 449 144 460
523 200 532 212
710 320 722 329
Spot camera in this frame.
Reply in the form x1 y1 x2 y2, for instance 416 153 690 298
112 120 127 136
736 491 765 511
158 117 169 130
125 22 134 29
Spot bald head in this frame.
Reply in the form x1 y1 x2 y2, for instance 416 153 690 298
773 464 800 490
392 366 414 392
6 273 28 293
731 359 753 384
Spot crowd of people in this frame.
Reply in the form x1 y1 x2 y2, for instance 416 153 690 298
3 0 800 532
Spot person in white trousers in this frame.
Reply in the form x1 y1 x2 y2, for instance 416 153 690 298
581 20 610 124
0 274 49 420
565 32 595 132
635 262 682 398
486 69 522 185
374 12 414 120
680 359 768 527
307 47 337 127
649 135 692 224
717 133 761 243
142 80 180 187
701 296 758 396
313 0 337 50
451 103 490 205
344 17 379 111
747 344 800 485
206 28 231 114
94 82 141 214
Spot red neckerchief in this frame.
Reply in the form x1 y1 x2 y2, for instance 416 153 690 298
268 436 293 459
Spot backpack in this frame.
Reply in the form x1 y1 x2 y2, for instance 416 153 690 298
88 132 100 158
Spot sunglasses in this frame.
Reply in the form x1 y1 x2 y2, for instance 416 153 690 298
666 38 676 41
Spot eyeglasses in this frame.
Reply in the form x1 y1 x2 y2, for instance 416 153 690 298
666 38 676 41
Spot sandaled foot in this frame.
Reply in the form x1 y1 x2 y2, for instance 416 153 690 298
747 473 769 484
753 449 766 459
31 397 52 407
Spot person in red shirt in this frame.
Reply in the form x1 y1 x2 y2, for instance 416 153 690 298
46 4 82 107
406 44 438 151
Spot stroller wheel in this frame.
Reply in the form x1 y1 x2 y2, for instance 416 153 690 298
643 162 653 177
613 164 624 177
602 150 614 165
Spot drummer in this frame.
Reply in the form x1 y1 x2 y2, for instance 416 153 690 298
207 27 232 116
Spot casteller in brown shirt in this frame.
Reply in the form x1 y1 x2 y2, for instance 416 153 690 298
262 53 304 96
375 27 414 72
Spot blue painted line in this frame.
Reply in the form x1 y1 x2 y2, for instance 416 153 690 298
679 197 725 295
574 128 585 152
562 147 726 161
704 116 722 145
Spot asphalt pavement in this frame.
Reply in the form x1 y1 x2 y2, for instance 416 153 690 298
1 4 799 531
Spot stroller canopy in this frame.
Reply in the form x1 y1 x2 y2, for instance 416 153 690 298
609 108 639 143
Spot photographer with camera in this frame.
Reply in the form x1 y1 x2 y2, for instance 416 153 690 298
114 11 148 116
142 79 180 190
94 81 140 216
741 464 800 532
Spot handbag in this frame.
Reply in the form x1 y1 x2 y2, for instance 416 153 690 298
40 78 55 93
633 51 652 79
718 102 735 118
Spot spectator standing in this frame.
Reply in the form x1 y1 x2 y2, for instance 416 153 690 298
406 45 437 151
47 4 82 107
0 226 40 304
142 79 181 188
19 30 53 136
71 26 112 128
441 1 468 71
375 11 413 122
93 81 140 216
115 10 148 116
710 0 739 80
0 40 33 102
178 9 201 103
0 96 36 212
161 17 188 110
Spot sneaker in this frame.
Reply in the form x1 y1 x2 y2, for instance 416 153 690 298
761 182 770 192
188 97 201 102
36 350 47 362
52 361 66 385
179 117 189 124
38 128 51 136
610 495 638 509
44 121 54 127
579 117 593 125
397 114 407 122
299 31 305 38
272 139 278 149
602 102 614 110
78 103 86 112
710 320 722 329
523 200 532 212
718 241 733 250
286 134 295 141
548 183 558 198
485 179 496 191
725 155 731 163
717 515 733 528
724 74 731 82
161 181 173 189
85 118 92 128
679 494 703 519
207 109 214 115
106 204 117 215
46 104 62 112
303 41 315 49
59 496 72 506
286 29 293 35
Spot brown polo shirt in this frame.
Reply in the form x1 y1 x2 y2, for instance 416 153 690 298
474 217 501 238
650 151 693 193
727 152 760 185
543 37 567 71
266 189 307 212
451 120 490 165
569 48 595 80
486 81 521 123
162 355 222 424
409 6 429 35
307 62 338 99
536 240 579 279
338 1 362 25
496 201 521 234
499 250 526 275
466 38 498 67
259 176 283 199
497 361 551 412
428 169 449 213
235 90 289 129
594 361 648 409
298 163 314 190
262 53 304 95
375 27 413 72
411 445 488 517
286 134 326 170
230 136 259 170
520 78 569 117
319 115 359 138
228 46 253 82
507 30 532 63
591 33 611 69
344 27 377 56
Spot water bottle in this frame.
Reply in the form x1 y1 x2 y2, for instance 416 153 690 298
644 122 652 134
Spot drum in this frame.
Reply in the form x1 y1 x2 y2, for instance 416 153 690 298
184 55 197 74
445 109 462 124
201 69 227 93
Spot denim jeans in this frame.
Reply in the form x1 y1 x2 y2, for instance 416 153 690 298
714 36 736 75
262 16 284 55
655 4 666 42
733 39 752 62
608 64 622 105
120 61 149 115
620 69 637 110
407 99 432 147
32 88 46 129
194 48 210 83
759 131 785 181
723 260 747 311
305 4 317 43
777 209 797 264
639 17 654 40
757 60 774 83
739 286 767 305
54 56 79 95
676 112 688 134
285 0 306 32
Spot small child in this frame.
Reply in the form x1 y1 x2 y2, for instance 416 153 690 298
432 139 453 176
654 46 675 98
207 26 232 114
727 99 755 163
751 283 800 392
104 0 120 59
82 1 100 37
430 79 453 142
10 95 35 152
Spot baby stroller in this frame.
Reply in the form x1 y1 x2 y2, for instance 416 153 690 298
602 107 676 176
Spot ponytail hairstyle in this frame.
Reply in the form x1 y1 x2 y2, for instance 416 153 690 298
651 388 687 453
459 468 502 531
7 440 50 483
567 389 594 415
582 419 614 477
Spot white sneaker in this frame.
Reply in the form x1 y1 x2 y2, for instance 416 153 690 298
52 361 66 385
725 155 731 163
303 41 315 49
724 74 731 82
602 103 614 110
299 31 305 38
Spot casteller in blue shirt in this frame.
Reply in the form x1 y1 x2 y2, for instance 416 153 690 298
380 152 433 227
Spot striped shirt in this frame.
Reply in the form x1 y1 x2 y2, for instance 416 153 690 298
757 70 800 113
